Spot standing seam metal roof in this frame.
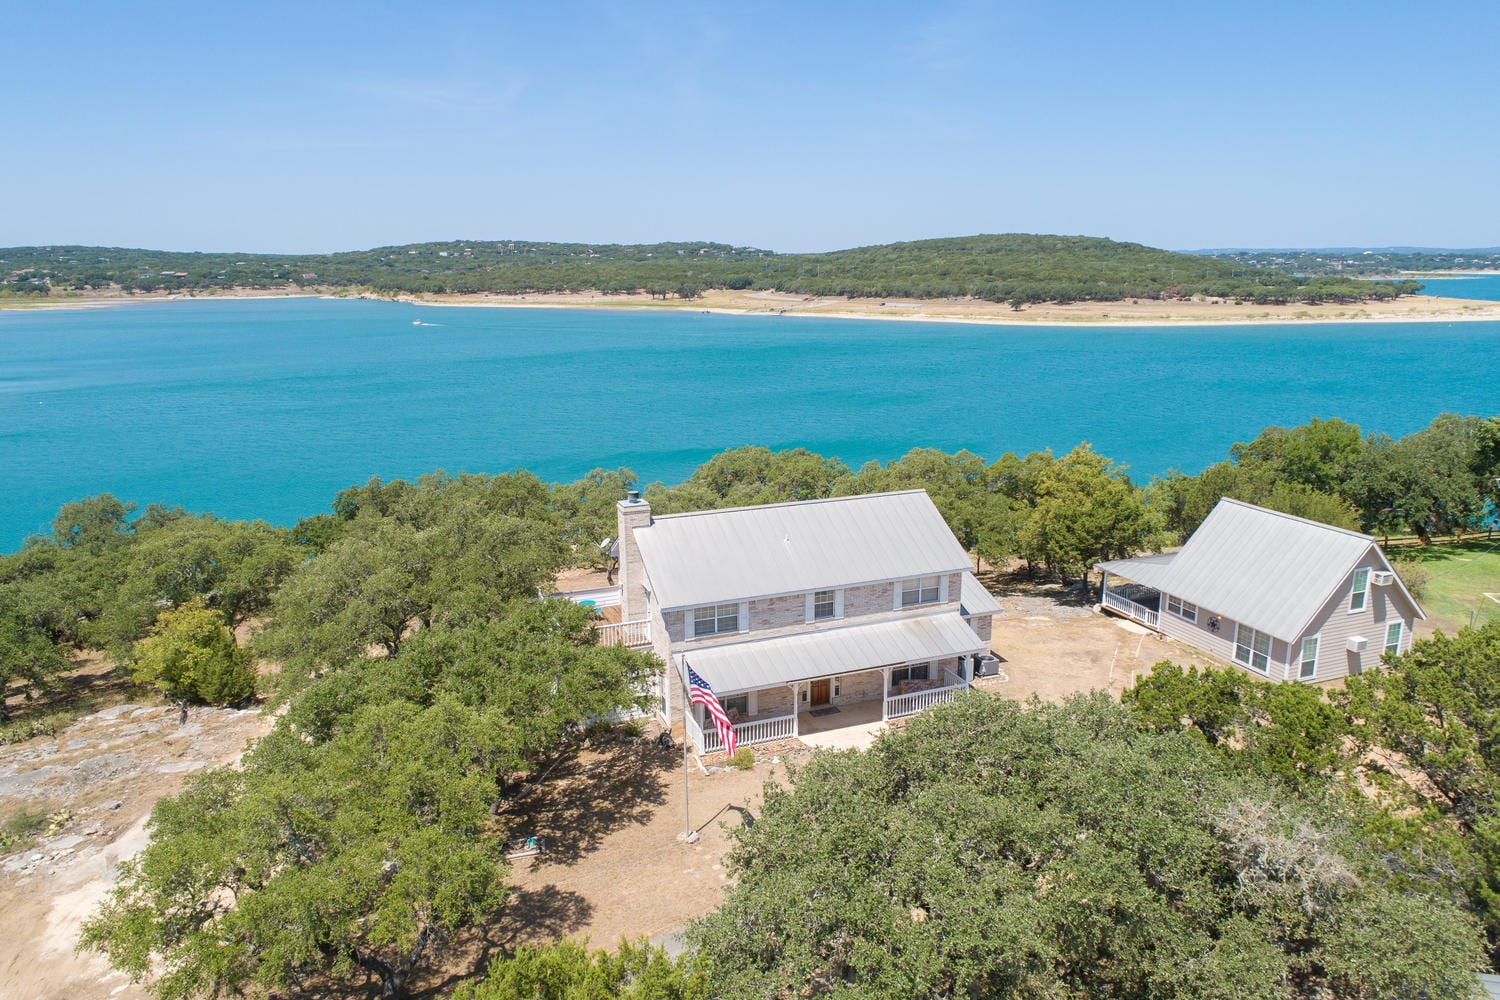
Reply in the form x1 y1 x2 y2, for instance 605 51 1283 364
680 611 987 694
1098 498 1423 641
960 572 1003 618
633 490 972 609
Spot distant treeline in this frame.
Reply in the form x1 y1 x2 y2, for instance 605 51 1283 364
1204 247 1500 276
1 234 1423 306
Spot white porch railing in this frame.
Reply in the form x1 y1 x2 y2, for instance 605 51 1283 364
688 712 798 755
884 667 969 720
1102 590 1159 628
594 618 652 648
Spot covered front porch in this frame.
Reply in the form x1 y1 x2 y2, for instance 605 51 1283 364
678 611 986 755
1098 555 1176 630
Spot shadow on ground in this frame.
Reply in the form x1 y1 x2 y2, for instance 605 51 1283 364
499 736 674 867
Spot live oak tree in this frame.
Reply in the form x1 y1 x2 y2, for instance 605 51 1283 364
83 599 659 1000
1021 443 1157 583
690 693 1484 999
1342 622 1500 958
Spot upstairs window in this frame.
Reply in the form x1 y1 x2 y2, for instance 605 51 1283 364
692 602 740 638
813 590 837 621
900 576 942 608
1349 568 1370 612
1166 595 1198 623
1234 623 1271 674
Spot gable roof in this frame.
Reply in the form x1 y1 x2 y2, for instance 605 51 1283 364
1099 498 1424 641
633 490 971 610
960 572 1003 618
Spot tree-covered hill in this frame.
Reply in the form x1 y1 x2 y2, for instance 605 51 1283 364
0 234 1421 305
1201 246 1500 276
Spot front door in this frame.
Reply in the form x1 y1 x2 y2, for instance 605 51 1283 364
810 678 831 706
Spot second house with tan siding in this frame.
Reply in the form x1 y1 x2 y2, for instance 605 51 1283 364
1097 498 1424 683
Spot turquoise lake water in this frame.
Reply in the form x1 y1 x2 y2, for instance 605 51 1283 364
1416 274 1500 300
3 297 1499 551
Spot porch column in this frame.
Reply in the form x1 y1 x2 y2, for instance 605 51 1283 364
661 663 670 724
789 682 800 737
1100 570 1108 604
881 666 892 721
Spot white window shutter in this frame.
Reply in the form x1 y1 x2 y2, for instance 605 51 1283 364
939 575 949 603
834 589 844 619
893 582 902 611
739 601 750 632
684 608 694 638
804 593 814 624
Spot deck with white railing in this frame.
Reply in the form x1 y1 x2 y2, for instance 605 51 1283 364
883 667 969 720
687 710 798 755
594 618 652 648
1101 589 1160 629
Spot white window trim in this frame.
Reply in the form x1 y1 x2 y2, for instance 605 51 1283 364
807 588 843 624
1234 622 1271 675
1384 621 1403 656
1349 567 1370 613
1166 594 1198 623
895 575 947 611
1299 634 1319 681
686 601 750 640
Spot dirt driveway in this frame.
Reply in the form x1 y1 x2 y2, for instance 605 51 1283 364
974 581 1225 703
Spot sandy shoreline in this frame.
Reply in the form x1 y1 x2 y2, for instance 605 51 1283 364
4 286 1500 327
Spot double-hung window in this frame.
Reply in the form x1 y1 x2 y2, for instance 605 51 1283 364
900 576 942 608
813 590 837 621
1349 568 1370 612
1298 635 1319 680
692 602 740 638
891 662 931 686
1166 595 1198 622
1384 621 1403 656
1234 623 1271 674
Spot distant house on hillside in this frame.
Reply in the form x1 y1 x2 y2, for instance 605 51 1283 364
581 489 1001 753
1097 498 1423 683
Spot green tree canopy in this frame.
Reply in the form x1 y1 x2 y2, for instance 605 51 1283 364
84 599 658 1000
1021 443 1156 582
690 693 1484 999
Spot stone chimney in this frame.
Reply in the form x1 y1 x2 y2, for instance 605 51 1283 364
617 490 652 621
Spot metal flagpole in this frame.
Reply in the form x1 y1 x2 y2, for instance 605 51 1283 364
679 658 695 842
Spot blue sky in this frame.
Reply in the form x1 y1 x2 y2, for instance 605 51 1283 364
5 1 1497 253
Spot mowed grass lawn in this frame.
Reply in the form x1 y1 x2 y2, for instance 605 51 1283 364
1393 537 1500 633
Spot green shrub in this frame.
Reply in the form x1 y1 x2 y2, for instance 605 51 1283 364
131 599 256 706
621 718 646 738
0 711 71 746
0 807 48 853
728 747 756 770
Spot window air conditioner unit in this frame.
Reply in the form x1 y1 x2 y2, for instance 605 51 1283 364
1371 571 1395 587
1347 636 1368 653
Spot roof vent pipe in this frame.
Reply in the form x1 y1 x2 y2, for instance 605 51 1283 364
625 489 641 504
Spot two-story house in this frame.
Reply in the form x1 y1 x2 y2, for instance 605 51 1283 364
1097 498 1424 683
613 489 1000 753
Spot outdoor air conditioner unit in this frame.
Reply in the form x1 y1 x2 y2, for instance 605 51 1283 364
973 654 1002 678
1347 636 1368 653
1371 570 1395 587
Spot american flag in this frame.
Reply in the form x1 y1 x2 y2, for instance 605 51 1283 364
687 664 736 755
